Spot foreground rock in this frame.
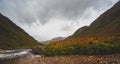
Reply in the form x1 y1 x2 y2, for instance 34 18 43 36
31 46 44 55
0 54 120 64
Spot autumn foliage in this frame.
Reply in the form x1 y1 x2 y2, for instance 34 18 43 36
43 36 120 56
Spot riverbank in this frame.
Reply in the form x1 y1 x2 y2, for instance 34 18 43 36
0 54 120 64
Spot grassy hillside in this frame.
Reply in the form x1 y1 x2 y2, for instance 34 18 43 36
70 1 120 38
0 13 42 49
40 1 120 56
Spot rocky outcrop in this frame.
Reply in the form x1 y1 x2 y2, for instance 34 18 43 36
32 46 45 55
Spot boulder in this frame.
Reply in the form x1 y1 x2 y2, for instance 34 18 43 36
32 46 44 55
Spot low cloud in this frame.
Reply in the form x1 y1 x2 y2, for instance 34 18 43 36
0 0 118 41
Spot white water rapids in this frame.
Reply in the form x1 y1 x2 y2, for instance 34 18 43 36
0 49 34 59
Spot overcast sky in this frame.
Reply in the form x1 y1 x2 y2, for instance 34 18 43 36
0 0 119 41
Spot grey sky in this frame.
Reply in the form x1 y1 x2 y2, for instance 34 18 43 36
0 0 119 41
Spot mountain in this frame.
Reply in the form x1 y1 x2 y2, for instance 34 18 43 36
50 37 65 42
70 1 120 38
0 13 41 49
50 1 120 46
43 1 120 56
42 37 65 44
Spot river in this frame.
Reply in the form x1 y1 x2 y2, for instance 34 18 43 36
0 49 38 59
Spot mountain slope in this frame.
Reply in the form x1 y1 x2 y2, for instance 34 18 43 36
70 1 120 38
43 1 120 56
0 13 41 49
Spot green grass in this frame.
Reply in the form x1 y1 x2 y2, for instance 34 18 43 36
70 1 120 38
0 13 42 49
42 41 120 56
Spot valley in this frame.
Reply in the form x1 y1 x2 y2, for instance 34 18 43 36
0 0 120 64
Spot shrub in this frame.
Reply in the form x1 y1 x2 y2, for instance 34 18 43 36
41 41 120 56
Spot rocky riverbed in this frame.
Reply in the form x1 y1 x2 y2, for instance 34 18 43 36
0 54 120 64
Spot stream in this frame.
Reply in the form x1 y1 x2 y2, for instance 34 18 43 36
0 49 36 59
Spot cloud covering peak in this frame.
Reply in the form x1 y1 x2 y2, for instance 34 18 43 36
0 0 119 41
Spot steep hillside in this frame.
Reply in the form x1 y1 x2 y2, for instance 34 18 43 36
0 13 41 49
70 1 120 38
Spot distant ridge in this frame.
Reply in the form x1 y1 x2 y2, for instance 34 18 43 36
42 37 65 44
